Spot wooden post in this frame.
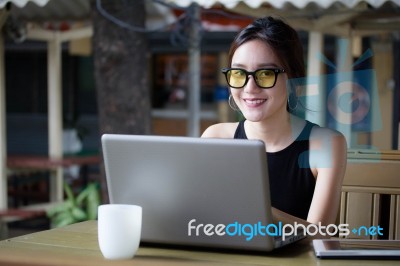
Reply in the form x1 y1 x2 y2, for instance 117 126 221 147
47 33 64 202
187 3 201 137
0 33 7 209
0 5 10 211
334 37 353 146
306 31 325 126
371 40 393 150
26 26 93 203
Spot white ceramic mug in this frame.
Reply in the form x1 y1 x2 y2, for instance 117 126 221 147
98 204 142 260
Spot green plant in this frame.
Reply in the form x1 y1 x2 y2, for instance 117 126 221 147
47 182 100 228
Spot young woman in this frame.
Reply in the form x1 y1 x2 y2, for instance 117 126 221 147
202 17 347 228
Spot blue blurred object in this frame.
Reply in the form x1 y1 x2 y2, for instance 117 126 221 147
214 85 229 102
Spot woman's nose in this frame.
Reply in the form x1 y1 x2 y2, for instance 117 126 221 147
243 75 261 93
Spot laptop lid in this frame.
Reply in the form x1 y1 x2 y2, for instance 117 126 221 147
101 134 276 251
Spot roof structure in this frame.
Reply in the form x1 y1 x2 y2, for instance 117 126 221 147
3 0 399 37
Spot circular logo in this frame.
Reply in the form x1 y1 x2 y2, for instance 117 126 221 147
327 81 370 125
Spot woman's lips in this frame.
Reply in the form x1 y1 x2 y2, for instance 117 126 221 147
243 98 267 107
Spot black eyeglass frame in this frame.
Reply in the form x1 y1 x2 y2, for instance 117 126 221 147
221 68 286 89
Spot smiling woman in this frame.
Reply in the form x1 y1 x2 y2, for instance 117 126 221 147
202 16 347 234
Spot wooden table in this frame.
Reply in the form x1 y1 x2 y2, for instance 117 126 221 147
0 220 399 266
7 155 101 170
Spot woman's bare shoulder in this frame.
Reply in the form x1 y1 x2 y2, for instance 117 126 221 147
201 122 239 138
310 125 346 143
308 125 347 169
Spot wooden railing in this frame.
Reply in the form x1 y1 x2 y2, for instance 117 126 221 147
340 150 400 240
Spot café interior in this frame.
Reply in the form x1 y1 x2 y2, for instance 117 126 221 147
0 0 399 264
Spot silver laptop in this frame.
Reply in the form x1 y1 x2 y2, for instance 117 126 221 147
101 134 304 251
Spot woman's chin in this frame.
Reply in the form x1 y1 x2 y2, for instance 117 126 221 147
242 112 266 122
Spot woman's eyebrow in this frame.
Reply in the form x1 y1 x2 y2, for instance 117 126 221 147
231 63 281 68
230 63 246 68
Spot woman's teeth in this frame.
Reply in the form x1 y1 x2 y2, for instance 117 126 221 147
244 99 266 104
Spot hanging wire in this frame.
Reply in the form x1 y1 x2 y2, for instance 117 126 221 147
96 0 161 33
170 3 203 47
96 0 203 47
96 0 188 46
95 0 253 47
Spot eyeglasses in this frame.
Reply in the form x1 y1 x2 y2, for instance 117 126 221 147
221 68 285 89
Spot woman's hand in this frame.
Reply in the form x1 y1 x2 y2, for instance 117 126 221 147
271 207 331 242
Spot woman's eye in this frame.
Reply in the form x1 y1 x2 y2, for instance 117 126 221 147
232 70 245 77
258 70 273 77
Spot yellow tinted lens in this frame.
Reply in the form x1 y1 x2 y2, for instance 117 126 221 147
228 69 246 87
255 70 275 87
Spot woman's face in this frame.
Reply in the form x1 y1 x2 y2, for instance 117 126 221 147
230 39 288 122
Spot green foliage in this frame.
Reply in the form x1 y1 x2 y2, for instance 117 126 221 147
47 182 100 228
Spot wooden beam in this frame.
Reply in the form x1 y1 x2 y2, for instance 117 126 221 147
321 23 352 37
26 27 54 41
352 29 389 37
285 18 315 32
353 21 400 31
59 26 93 42
27 26 93 42
312 12 361 31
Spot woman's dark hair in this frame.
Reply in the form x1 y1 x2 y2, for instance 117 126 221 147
228 16 305 80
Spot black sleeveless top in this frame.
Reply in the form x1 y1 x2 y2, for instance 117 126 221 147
234 120 317 220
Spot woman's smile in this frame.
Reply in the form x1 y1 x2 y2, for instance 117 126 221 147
242 98 267 108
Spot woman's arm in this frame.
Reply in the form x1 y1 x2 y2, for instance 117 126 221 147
307 128 347 225
271 207 329 240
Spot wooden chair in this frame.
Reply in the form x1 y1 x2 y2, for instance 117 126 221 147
339 150 400 240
